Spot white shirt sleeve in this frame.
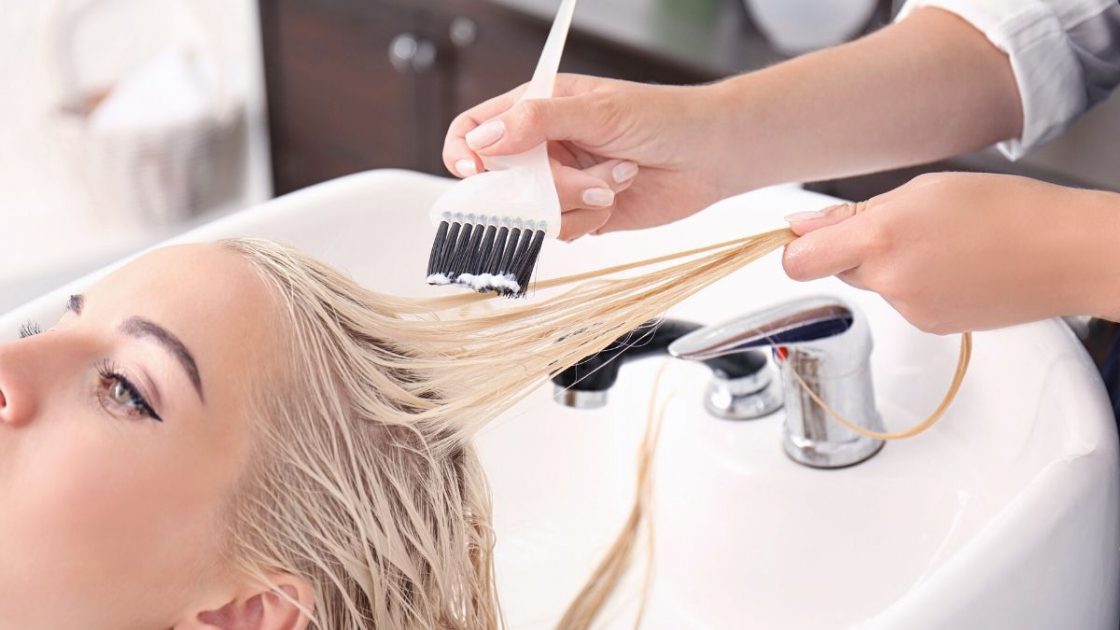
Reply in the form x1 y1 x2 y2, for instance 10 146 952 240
897 0 1120 160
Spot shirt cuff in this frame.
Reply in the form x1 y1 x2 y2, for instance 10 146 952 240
897 0 1087 160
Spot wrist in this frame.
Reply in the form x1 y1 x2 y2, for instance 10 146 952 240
699 74 769 194
1081 189 1120 322
1061 186 1120 320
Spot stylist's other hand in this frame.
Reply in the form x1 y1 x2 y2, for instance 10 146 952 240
444 74 735 240
783 172 1117 334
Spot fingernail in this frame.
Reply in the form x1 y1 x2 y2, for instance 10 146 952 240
455 159 478 177
611 161 639 184
466 120 505 150
582 188 615 208
784 210 826 224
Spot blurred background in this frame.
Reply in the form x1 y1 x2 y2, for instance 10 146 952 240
0 0 269 311
2 0 1119 313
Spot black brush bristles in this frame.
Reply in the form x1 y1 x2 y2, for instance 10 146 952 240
426 220 461 285
447 222 477 280
505 228 534 295
497 227 521 278
470 225 497 274
426 215 548 297
512 229 546 294
483 226 509 275
426 220 451 279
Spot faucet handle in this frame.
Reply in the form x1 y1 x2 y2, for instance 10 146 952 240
669 296 872 378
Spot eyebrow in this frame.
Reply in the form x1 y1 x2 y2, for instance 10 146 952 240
121 316 205 403
68 294 205 403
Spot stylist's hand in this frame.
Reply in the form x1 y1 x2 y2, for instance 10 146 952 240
444 74 736 240
783 172 1119 333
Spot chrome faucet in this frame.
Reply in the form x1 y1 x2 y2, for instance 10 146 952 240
670 296 885 468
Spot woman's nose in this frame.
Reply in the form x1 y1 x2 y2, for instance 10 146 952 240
0 339 46 428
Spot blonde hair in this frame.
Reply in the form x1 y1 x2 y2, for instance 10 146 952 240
216 229 798 628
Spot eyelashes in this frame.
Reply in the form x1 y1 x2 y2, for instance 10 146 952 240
17 294 81 339
18 293 80 338
18 321 42 339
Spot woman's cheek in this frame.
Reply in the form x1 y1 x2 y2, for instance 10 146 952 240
5 417 199 584
19 425 142 544
0 423 137 623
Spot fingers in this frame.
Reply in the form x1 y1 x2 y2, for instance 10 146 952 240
784 200 869 236
443 86 526 177
552 159 615 212
467 94 612 159
444 74 623 178
782 201 877 281
551 159 639 240
445 96 607 177
559 208 612 241
549 159 638 211
578 159 639 195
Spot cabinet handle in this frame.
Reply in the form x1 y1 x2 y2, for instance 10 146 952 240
389 33 419 73
450 17 478 48
389 33 438 73
412 39 437 72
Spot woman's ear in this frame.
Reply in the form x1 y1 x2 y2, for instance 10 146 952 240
176 572 315 630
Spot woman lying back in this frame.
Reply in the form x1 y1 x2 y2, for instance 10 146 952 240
0 229 789 628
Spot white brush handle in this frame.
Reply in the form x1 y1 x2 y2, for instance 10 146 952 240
481 0 577 175
525 0 579 100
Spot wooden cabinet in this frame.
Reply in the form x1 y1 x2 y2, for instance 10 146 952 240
258 0 761 195
260 0 434 190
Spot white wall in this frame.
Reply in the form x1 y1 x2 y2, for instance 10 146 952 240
0 0 271 313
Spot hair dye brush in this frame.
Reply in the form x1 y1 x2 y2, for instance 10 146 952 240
426 0 577 297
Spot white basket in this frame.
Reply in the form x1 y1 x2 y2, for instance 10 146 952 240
47 0 245 225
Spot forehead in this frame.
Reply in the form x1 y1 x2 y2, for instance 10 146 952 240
99 243 264 305
90 243 282 394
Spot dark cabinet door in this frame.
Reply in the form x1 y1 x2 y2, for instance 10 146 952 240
260 0 443 193
259 0 721 195
432 0 546 127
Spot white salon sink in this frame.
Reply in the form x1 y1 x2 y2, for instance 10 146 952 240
5 170 1118 629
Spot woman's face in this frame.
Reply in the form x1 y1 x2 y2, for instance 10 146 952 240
0 244 281 628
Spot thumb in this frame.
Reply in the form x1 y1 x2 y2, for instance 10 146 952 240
466 96 606 156
782 202 876 282
784 201 868 236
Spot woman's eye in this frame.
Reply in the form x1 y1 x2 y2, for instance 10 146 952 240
96 364 163 423
108 380 135 406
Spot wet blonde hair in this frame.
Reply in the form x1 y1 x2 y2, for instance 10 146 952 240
218 230 795 628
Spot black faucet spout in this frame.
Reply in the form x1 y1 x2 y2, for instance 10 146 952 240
551 319 769 406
